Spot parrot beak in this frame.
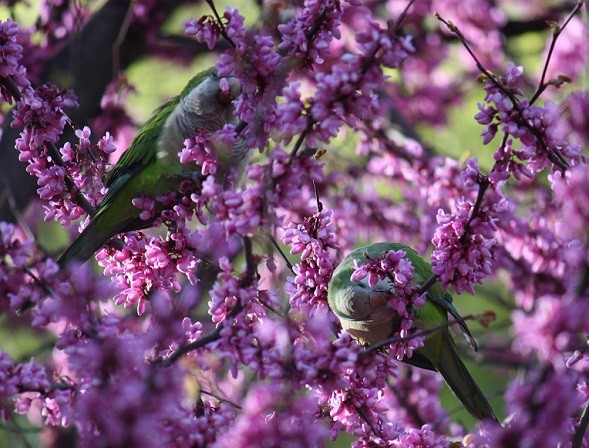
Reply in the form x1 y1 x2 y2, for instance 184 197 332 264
217 76 241 105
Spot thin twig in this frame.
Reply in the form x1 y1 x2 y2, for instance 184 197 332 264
416 273 440 296
435 14 570 171
304 3 328 43
460 175 490 246
364 313 479 353
392 0 417 31
288 125 311 158
200 388 242 410
573 398 589 448
313 180 323 213
160 238 257 367
531 1 584 105
356 405 381 437
23 266 57 298
262 227 295 273
112 0 136 79
205 0 237 48
1 74 22 101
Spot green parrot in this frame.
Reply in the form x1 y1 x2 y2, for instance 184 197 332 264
327 242 498 422
57 67 247 267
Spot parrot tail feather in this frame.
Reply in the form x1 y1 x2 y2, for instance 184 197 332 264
436 332 499 423
57 217 120 269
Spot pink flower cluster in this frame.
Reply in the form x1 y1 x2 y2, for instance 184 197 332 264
185 5 246 50
163 401 237 447
97 223 200 316
12 84 78 144
0 19 23 79
283 207 340 316
326 344 400 442
512 293 589 370
0 19 30 102
427 157 505 295
0 233 118 430
63 315 201 447
199 177 262 240
505 164 589 373
256 145 326 211
431 196 499 294
180 133 221 176
289 316 402 444
475 62 581 175
59 127 113 208
0 223 34 311
277 0 344 66
394 425 450 448
306 17 413 146
216 383 327 448
476 369 583 447
10 84 105 228
0 349 74 427
552 164 589 239
0 224 96 319
384 369 450 431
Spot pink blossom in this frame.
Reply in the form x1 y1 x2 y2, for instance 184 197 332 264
216 384 328 448
512 294 589 370
552 164 589 238
394 425 450 447
0 350 19 400
476 369 583 447
0 19 24 78
431 195 499 294
277 0 343 65
283 207 339 316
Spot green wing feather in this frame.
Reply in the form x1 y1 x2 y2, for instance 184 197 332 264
425 330 498 422
57 97 179 268
103 98 179 193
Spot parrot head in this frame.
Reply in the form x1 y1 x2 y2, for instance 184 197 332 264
179 68 241 131
328 272 404 345
158 67 242 166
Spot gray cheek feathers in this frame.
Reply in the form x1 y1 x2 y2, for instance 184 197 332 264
331 285 374 320
183 76 240 118
329 278 400 345
158 77 240 162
